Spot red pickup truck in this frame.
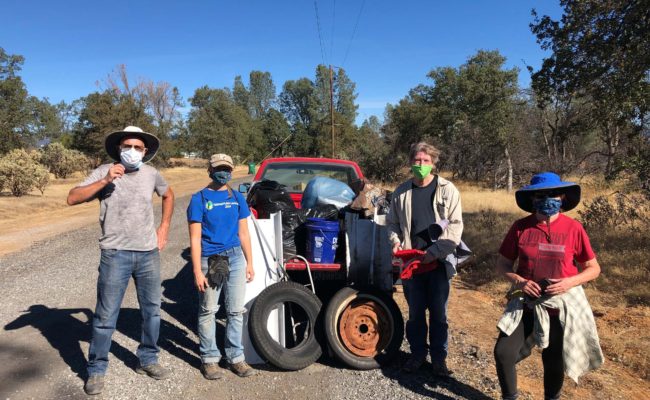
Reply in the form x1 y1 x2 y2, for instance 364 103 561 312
247 157 364 208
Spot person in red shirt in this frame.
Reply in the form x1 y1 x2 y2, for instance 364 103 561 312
493 172 601 400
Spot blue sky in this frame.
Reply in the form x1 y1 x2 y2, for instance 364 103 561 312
2 0 562 124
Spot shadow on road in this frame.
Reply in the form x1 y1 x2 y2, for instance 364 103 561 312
159 247 228 364
3 304 142 382
380 350 493 400
4 305 92 379
161 248 199 333
3 300 202 383
115 308 201 369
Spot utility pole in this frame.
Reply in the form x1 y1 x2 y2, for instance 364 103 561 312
329 64 335 158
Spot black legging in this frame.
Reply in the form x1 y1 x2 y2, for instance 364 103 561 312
494 311 564 400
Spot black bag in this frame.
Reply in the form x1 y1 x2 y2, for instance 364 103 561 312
248 180 296 219
207 254 230 288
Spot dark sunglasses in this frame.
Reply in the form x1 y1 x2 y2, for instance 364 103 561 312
532 190 563 198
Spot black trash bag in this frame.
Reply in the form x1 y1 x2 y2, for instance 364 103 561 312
249 180 296 219
301 204 339 220
282 209 303 259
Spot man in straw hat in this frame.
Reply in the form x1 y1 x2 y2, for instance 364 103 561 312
67 126 175 395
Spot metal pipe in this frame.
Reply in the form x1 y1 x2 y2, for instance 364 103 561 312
368 207 378 286
292 255 316 295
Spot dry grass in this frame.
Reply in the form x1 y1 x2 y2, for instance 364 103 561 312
167 157 210 168
0 172 90 222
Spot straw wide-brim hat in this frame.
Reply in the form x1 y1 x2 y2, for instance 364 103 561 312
105 126 160 163
515 172 581 213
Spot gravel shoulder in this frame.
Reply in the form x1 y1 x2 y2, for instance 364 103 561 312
1 173 648 399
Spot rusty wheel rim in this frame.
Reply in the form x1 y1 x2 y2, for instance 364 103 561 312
338 298 392 357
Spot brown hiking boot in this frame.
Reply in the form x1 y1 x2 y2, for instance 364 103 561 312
431 360 453 376
135 363 170 380
84 374 105 395
200 362 223 380
401 354 426 373
230 361 256 377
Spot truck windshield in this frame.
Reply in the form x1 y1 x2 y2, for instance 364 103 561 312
260 162 359 192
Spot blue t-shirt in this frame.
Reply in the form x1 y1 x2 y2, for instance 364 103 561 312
186 188 251 257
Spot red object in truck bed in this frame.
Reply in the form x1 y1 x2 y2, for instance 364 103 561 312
284 258 342 271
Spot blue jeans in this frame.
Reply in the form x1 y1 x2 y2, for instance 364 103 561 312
198 246 247 364
403 265 451 363
87 248 161 376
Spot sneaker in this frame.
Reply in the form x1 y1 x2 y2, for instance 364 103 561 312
200 362 223 380
230 361 256 377
84 374 104 395
401 354 426 373
135 363 170 380
430 360 453 376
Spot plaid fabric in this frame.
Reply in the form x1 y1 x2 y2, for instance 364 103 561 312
497 285 604 383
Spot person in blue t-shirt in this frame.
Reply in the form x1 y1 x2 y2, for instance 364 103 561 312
186 153 255 379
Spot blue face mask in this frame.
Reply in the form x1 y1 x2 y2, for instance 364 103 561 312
211 170 231 185
533 197 562 216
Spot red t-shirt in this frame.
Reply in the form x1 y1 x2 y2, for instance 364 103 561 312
499 214 596 282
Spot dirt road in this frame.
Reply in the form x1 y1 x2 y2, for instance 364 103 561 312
0 175 648 399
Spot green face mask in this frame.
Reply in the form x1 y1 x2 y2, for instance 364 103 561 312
411 164 433 179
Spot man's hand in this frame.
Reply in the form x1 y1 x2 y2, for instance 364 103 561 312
105 163 125 183
157 223 169 250
246 264 255 283
392 242 402 255
545 278 574 296
195 272 209 293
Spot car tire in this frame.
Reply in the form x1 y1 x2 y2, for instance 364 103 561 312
324 286 404 370
248 281 323 370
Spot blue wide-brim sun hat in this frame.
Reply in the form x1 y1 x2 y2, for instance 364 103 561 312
515 172 581 213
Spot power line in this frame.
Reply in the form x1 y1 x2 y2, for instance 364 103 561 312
330 0 336 63
314 0 327 65
342 0 366 67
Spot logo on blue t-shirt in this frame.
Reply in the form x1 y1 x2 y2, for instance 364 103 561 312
205 201 214 210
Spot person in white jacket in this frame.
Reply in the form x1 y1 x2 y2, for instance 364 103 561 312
387 142 463 376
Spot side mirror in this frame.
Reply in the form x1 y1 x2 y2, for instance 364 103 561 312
239 183 251 193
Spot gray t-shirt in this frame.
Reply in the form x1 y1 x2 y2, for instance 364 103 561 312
80 163 169 251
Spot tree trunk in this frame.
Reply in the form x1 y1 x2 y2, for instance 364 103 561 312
504 146 513 192
603 122 620 177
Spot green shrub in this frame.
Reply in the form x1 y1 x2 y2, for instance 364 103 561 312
40 142 90 178
0 149 51 196
578 192 650 231
32 166 50 195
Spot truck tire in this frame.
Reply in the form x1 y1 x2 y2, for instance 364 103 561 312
248 281 323 370
324 286 404 370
